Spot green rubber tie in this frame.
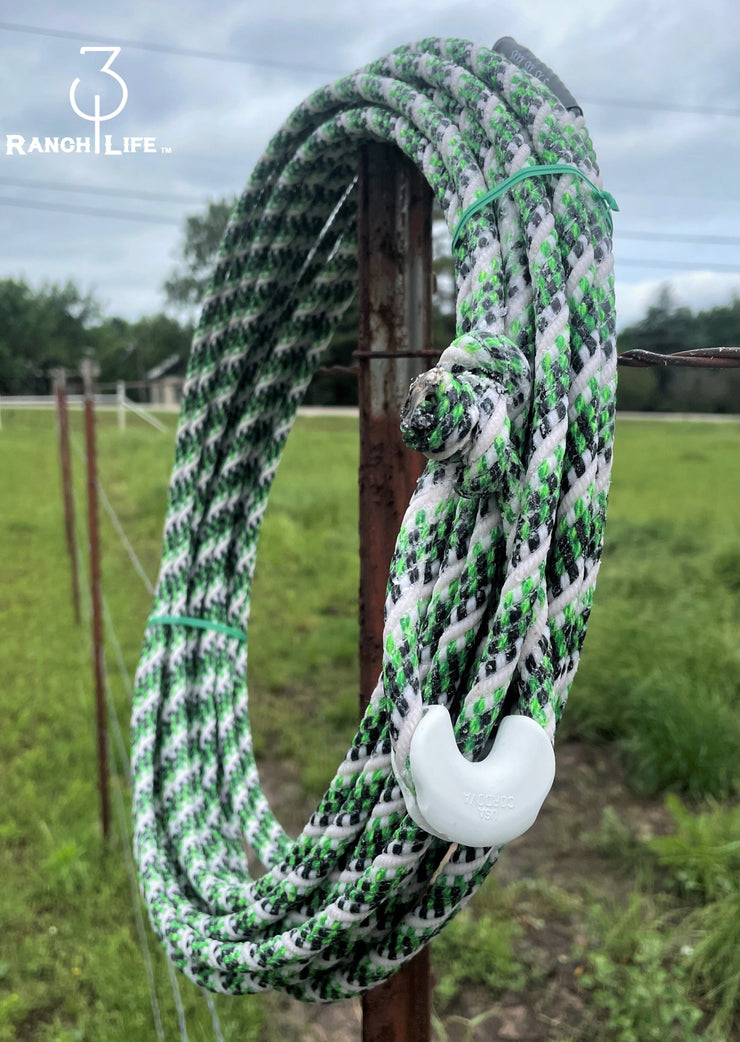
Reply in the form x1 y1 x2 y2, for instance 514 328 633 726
148 615 247 642
451 163 619 250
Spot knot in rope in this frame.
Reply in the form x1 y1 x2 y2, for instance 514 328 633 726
132 35 617 1003
400 332 530 499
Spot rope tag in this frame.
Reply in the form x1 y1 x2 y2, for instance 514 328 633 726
493 37 583 115
451 163 619 250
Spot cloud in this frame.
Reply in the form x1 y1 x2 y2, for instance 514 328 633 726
0 1 737 328
616 271 740 329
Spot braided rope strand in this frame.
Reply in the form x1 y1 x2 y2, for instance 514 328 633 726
132 36 616 1002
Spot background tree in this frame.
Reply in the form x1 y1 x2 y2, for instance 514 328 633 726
616 284 740 413
0 278 99 394
162 202 740 414
161 197 463 405
0 278 194 395
94 314 193 387
163 198 236 309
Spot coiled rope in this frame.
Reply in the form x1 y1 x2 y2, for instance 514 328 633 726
132 36 616 1002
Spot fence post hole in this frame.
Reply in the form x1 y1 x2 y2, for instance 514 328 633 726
52 367 81 625
117 380 126 431
357 142 433 1042
81 358 111 842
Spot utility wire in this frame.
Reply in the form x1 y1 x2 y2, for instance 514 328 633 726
0 20 338 75
0 175 208 206
4 193 740 259
617 257 740 274
4 174 740 210
617 185 740 204
1 20 738 119
579 93 739 118
620 229 740 247
0 196 181 224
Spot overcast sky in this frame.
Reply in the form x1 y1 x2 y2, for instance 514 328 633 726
0 0 738 331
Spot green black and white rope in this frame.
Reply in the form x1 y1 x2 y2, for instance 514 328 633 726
132 37 616 1002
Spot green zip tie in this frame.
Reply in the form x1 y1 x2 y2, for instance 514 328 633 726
148 615 247 642
451 163 619 250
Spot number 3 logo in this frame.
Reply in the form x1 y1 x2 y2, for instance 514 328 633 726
69 47 128 152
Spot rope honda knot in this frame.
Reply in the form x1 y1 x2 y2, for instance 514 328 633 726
132 35 616 1002
400 332 530 499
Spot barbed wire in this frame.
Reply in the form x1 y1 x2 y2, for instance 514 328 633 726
315 346 740 378
617 346 740 368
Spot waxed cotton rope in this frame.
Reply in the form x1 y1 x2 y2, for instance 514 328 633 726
132 36 616 1003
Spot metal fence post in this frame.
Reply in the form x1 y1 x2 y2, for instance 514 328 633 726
81 358 111 842
52 367 81 625
357 142 434 1042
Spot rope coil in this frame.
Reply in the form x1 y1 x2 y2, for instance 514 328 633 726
132 36 616 1002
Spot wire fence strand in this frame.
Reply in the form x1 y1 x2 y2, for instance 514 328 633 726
202 992 227 1042
110 756 168 1042
70 462 226 1042
103 596 136 704
71 519 167 1042
618 346 740 368
70 436 155 596
165 957 191 1042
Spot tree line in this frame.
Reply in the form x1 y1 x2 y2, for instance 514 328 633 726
0 279 193 395
1 198 737 412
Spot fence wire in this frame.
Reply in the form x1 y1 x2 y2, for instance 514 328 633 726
69 435 226 1042
71 518 170 1042
70 436 155 596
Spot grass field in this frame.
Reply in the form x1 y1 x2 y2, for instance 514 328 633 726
1 407 738 1041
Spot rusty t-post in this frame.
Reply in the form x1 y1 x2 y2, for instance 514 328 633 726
81 358 110 842
53 368 81 625
357 143 433 1042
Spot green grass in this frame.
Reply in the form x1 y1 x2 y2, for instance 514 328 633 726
0 410 266 1041
577 895 706 1042
247 416 360 795
564 419 740 797
1 408 739 1040
647 796 740 1037
431 879 526 1009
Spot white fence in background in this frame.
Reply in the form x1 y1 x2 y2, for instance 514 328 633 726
0 393 172 432
0 396 361 432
